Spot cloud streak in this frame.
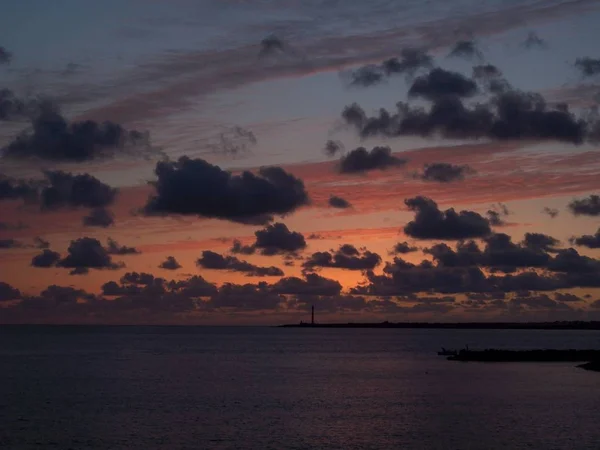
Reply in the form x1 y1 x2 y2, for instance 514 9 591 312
197 250 284 277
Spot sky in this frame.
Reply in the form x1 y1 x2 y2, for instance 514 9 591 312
2 0 600 324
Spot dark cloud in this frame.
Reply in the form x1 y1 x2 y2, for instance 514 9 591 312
0 173 39 202
58 238 123 275
423 241 483 269
296 294 456 315
3 107 150 161
230 239 256 255
522 32 547 50
253 222 306 255
382 48 433 75
404 196 491 240
493 203 510 216
547 248 600 274
542 207 559 218
447 40 483 60
1 275 223 323
510 294 571 311
486 210 505 226
329 195 351 209
354 245 600 296
408 68 478 101
17 285 92 311
339 146 406 173
0 239 23 249
419 162 473 182
341 103 367 129
324 140 344 157
34 236 50 249
342 89 589 144
168 275 218 297
2 266 598 323
396 295 456 304
230 223 307 256
31 249 61 268
0 281 20 301
355 263 515 296
472 64 502 79
230 222 306 256
197 250 284 277
258 34 287 57
290 294 370 314
390 241 418 254
0 46 12 64
568 194 600 216
102 281 144 296
0 90 56 124
303 244 381 271
466 292 506 301
522 233 560 252
346 48 433 88
207 126 257 157
0 89 30 121
423 233 556 273
349 65 385 87
159 256 182 270
40 171 117 210
574 57 600 77
83 208 115 228
491 91 582 140
100 283 195 315
271 273 342 296
102 272 168 296
486 78 513 94
143 157 309 224
106 238 139 255
554 293 582 303
590 300 600 309
120 272 157 286
570 228 600 249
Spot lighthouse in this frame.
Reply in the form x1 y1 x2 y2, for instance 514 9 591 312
311 305 315 325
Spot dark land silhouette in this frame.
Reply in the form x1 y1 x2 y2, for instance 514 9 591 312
280 321 600 330
578 361 600 372
446 348 600 372
447 349 600 362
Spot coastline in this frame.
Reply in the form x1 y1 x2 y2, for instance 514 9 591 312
279 321 600 330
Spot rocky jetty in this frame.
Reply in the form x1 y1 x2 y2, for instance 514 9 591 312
578 361 600 372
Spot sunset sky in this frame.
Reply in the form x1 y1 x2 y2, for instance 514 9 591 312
2 0 600 324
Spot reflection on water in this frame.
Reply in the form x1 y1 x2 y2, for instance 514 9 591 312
1 327 599 449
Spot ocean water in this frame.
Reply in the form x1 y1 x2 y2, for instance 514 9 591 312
1 326 599 449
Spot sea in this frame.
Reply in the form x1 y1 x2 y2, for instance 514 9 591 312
1 326 600 449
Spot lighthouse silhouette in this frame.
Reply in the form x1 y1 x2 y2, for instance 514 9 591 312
311 305 315 325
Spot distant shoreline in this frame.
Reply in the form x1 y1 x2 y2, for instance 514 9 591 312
279 321 600 330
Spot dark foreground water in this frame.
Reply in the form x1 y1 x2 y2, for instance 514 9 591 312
1 327 600 450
